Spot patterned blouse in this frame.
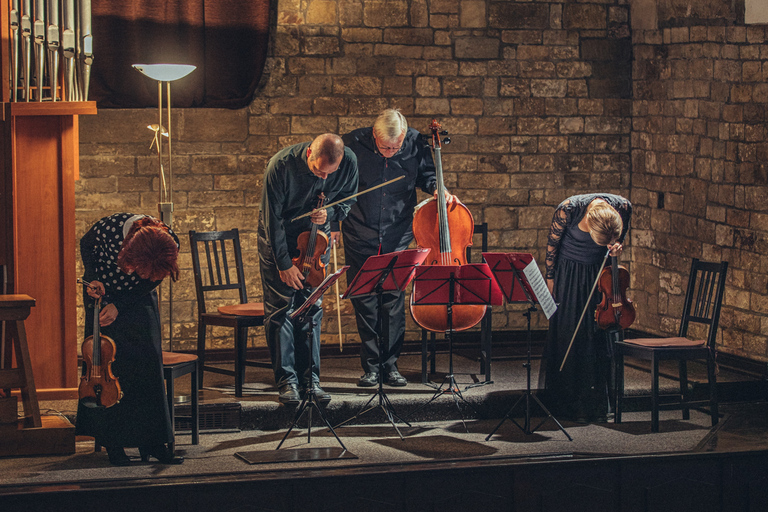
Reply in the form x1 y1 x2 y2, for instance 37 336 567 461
80 213 178 306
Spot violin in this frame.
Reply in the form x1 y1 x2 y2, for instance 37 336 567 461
410 119 486 333
292 193 329 288
595 255 636 330
79 291 123 408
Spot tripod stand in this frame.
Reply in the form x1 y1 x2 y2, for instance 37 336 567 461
482 252 571 441
409 263 502 431
334 249 428 440
276 267 349 451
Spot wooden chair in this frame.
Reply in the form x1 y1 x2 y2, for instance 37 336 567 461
421 223 493 384
189 229 270 397
162 351 199 453
95 352 200 455
614 258 728 432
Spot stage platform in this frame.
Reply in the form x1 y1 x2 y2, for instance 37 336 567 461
1 347 767 511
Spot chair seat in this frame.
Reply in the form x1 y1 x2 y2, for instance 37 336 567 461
163 351 198 366
217 303 265 317
625 337 705 348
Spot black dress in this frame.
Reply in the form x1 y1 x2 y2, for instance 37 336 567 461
539 194 632 422
75 213 176 449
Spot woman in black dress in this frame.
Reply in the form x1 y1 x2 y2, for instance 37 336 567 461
540 194 632 423
76 213 183 465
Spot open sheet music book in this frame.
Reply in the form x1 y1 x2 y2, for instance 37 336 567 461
482 252 557 319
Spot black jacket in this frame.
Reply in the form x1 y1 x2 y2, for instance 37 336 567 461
338 127 436 255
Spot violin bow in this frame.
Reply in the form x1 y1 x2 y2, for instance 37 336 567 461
291 175 405 222
332 238 343 351
559 248 611 372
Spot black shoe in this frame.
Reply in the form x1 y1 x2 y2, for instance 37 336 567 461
278 383 301 405
387 370 407 387
139 445 184 465
106 447 131 466
358 372 379 387
306 383 331 403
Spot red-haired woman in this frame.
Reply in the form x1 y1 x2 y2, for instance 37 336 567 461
76 213 183 465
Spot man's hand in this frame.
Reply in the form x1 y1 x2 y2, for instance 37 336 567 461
99 303 118 327
330 231 341 247
280 265 306 290
433 189 458 205
310 208 327 225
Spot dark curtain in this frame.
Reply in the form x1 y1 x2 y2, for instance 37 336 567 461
90 0 271 108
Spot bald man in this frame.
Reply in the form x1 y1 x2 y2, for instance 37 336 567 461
258 134 359 404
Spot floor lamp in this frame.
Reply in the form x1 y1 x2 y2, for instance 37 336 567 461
132 63 196 352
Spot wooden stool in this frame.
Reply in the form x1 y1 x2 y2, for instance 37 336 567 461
0 295 41 428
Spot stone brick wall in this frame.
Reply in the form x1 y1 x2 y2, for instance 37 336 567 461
76 0 633 355
631 0 768 362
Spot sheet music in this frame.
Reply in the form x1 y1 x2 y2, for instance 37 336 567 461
522 258 557 319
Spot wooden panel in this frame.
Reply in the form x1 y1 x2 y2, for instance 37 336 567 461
1 102 94 396
11 115 75 391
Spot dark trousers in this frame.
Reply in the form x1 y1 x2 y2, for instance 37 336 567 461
345 246 406 375
259 236 323 388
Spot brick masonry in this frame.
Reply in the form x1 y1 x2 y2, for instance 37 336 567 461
75 1 768 365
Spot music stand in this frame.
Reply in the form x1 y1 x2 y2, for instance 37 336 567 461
334 248 429 440
409 263 502 431
276 265 350 451
482 252 571 441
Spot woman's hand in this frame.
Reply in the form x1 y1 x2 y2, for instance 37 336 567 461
99 303 118 327
547 278 555 297
607 242 623 258
85 280 105 299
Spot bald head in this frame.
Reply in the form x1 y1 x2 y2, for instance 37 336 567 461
307 133 345 179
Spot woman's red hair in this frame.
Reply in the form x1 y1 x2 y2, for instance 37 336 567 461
117 217 180 282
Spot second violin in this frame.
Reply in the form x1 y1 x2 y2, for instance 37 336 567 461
595 255 635 330
293 193 329 288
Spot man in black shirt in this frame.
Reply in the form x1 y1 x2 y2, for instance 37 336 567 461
258 133 358 404
338 109 455 388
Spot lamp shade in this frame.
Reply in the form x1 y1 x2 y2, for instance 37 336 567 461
132 64 196 82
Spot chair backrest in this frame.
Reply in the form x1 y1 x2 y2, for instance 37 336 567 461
679 258 728 349
467 223 488 263
189 229 249 315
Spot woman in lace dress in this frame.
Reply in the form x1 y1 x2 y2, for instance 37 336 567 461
540 194 632 423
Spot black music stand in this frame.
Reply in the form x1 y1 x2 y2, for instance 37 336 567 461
482 252 571 441
276 265 350 451
409 263 502 431
334 248 429 440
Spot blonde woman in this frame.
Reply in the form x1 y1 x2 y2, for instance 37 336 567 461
540 194 632 423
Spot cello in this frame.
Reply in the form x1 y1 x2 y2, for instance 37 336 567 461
292 193 329 288
79 284 123 408
410 119 486 333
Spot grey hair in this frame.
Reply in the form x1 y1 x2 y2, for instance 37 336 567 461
373 109 408 142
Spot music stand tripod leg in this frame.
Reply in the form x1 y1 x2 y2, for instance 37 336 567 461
486 306 571 441
334 287 410 440
277 310 347 451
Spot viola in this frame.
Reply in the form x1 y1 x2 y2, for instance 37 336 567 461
595 255 636 330
293 193 329 288
79 294 123 408
410 119 486 333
